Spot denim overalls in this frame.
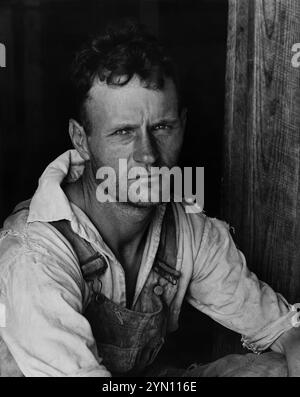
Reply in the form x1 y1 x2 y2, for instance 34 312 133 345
49 204 180 376
1 202 290 377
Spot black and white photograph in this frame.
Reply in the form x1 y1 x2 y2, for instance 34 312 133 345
0 0 300 381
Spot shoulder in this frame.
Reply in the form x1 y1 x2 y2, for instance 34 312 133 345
2 201 77 258
0 207 82 294
172 202 234 252
172 201 207 232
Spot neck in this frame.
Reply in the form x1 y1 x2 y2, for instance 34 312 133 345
64 162 157 259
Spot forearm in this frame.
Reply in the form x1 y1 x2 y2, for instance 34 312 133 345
271 327 300 377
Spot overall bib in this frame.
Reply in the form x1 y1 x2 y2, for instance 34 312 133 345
50 203 180 376
57 203 288 378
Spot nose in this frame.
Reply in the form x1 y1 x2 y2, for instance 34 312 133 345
133 131 158 168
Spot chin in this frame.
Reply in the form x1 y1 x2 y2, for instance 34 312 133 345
127 200 161 209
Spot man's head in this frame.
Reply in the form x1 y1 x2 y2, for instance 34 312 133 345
69 19 186 207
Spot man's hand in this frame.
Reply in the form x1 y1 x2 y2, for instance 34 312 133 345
271 327 300 377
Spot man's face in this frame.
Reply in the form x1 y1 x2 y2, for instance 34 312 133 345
84 75 186 207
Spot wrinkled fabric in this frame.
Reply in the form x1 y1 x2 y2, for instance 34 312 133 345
85 289 167 376
0 150 296 377
181 352 288 377
141 353 288 377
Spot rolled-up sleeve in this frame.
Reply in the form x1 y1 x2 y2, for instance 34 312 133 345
186 216 296 353
0 247 111 377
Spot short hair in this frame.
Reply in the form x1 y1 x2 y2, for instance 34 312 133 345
70 18 183 131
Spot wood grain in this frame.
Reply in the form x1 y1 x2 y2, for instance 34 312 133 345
214 0 300 359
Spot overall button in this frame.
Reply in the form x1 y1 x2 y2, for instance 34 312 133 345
153 285 164 296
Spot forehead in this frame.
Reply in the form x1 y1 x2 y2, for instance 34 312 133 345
85 76 179 126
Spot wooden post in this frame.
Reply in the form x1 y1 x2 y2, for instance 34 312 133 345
213 0 300 359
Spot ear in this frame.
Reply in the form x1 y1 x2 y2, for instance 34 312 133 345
180 107 187 132
69 119 90 161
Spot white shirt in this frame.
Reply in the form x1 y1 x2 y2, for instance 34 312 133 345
0 150 296 377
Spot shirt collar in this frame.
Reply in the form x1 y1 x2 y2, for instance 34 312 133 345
27 150 166 262
27 150 85 224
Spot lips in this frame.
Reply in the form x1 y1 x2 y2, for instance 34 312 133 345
128 174 161 182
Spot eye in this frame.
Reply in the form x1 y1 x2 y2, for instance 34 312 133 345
153 123 172 131
114 128 132 136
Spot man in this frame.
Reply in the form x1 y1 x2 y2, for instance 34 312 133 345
0 20 300 377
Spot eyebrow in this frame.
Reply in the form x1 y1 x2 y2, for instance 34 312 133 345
106 118 179 133
106 123 140 134
152 118 179 125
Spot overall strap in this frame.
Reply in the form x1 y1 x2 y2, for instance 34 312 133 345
12 200 179 284
11 199 107 281
153 204 181 285
50 220 107 281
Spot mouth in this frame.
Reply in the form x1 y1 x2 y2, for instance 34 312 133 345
128 174 161 181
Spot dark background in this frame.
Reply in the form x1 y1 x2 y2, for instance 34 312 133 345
0 0 229 365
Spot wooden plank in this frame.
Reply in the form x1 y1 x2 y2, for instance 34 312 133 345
214 0 300 359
